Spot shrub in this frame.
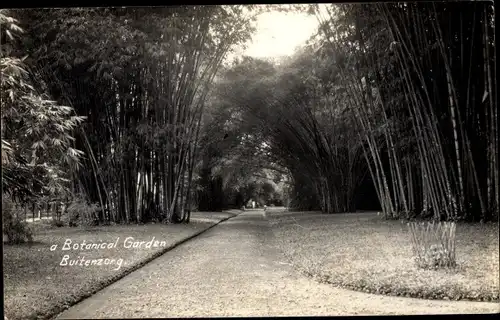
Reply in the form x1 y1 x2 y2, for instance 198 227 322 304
408 221 457 269
50 218 65 227
2 197 34 244
65 197 100 227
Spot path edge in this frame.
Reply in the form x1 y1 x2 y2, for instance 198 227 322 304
45 210 242 320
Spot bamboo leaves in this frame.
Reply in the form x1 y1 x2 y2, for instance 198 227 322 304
1 10 85 205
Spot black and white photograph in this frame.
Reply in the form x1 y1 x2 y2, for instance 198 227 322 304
1 2 498 319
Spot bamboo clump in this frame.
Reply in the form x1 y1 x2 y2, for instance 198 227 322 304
408 221 457 269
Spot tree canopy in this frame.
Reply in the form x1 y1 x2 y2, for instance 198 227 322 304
1 3 497 226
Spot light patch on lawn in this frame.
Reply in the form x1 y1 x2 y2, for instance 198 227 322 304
269 211 499 302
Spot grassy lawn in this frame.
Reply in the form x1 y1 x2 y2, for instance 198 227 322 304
268 210 499 302
3 211 239 320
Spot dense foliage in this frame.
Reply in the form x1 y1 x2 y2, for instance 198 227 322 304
4 7 261 224
209 2 497 221
1 3 497 227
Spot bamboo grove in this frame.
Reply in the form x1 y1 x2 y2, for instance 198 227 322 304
2 3 497 224
210 2 497 221
5 7 258 223
309 2 497 220
311 2 498 221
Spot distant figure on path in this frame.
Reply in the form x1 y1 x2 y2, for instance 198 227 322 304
252 201 255 209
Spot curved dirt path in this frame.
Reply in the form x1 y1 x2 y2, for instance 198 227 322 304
56 210 499 318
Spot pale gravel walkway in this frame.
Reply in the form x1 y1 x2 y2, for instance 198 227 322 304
56 210 499 318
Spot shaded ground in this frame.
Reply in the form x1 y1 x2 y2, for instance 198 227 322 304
268 209 499 302
56 210 498 318
3 210 239 320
